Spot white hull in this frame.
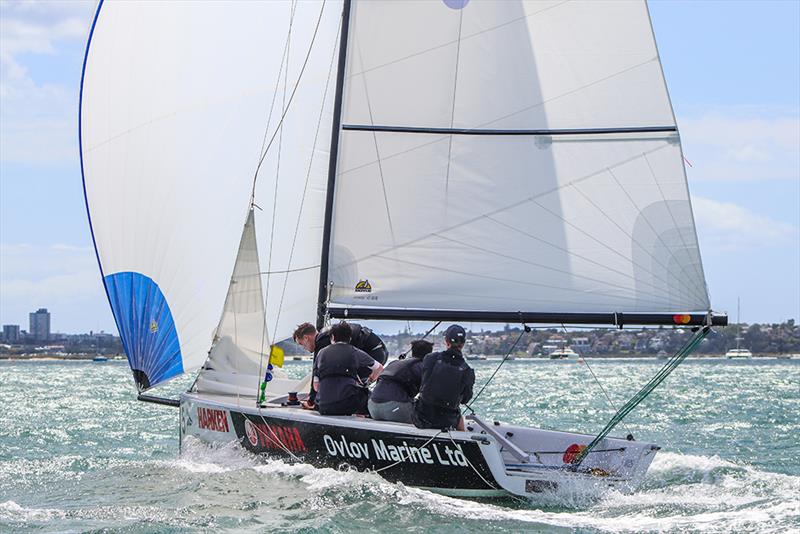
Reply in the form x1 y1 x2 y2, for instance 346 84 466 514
180 392 658 499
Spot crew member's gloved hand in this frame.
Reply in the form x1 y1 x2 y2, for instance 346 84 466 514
301 400 316 410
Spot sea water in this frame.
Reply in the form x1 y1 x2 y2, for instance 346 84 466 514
1 358 798 533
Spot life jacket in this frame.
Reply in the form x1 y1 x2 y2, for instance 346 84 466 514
314 324 371 354
316 343 360 380
377 357 422 397
418 351 470 410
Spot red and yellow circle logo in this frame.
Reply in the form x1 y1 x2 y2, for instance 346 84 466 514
563 443 587 464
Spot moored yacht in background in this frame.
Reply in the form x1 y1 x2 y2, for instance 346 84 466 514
549 347 580 360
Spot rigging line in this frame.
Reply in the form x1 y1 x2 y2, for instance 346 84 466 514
372 253 672 306
643 152 708 292
256 264 322 276
248 0 328 197
334 143 672 273
398 321 441 359
445 430 507 495
263 0 297 328
444 6 464 217
251 0 299 202
484 215 676 298
347 0 570 79
356 39 396 246
559 324 634 438
272 20 341 337
371 430 443 473
570 175 708 306
254 408 302 462
431 231 679 307
465 328 527 413
604 165 709 304
572 326 709 468
257 0 308 400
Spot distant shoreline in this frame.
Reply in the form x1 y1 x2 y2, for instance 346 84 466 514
1 353 796 361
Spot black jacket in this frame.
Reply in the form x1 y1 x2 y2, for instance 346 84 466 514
418 348 475 410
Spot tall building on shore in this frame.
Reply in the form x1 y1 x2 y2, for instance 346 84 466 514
2 324 20 343
29 308 51 342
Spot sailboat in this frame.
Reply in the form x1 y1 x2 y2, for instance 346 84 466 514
80 0 727 498
726 298 752 359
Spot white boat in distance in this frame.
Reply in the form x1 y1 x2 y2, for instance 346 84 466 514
80 0 726 499
725 348 753 359
727 298 752 359
549 347 580 360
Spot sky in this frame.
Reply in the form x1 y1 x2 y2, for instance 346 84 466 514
0 0 798 335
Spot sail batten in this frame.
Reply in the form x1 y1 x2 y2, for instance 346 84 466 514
341 125 679 136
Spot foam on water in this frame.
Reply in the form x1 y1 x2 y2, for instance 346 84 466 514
2 359 799 533
163 436 800 533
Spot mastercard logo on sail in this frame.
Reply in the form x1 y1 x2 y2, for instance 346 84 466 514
673 314 692 324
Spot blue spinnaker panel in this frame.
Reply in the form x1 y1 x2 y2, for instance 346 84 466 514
105 272 183 390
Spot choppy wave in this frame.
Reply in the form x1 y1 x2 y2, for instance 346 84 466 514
2 359 799 533
158 437 800 533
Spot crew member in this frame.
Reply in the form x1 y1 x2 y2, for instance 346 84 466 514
313 321 383 416
293 321 387 409
368 339 434 424
413 325 475 431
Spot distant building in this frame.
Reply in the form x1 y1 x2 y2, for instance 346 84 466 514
29 308 51 341
2 324 20 343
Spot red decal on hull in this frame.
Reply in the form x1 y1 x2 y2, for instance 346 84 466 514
197 407 230 433
244 419 306 452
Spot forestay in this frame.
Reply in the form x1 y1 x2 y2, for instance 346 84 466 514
81 0 341 390
327 0 711 316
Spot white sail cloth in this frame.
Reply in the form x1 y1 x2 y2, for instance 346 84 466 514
327 0 710 314
82 0 713 393
81 0 341 389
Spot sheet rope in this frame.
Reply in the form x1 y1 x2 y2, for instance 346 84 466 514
571 325 711 468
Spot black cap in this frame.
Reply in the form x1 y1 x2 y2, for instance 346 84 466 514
444 324 466 344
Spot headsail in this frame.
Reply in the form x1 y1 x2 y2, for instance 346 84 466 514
325 0 713 321
80 0 340 390
195 210 291 397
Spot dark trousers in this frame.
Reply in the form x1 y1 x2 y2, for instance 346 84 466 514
318 388 369 416
412 399 459 430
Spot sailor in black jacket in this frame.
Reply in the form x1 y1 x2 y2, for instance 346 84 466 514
413 325 475 431
293 321 388 408
313 322 384 416
368 339 434 423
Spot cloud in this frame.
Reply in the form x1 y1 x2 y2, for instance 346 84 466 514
692 196 797 252
0 243 111 332
680 114 800 182
0 1 95 166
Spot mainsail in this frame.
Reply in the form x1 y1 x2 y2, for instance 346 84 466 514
81 0 724 392
327 0 711 319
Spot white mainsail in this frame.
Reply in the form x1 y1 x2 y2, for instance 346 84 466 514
327 0 710 315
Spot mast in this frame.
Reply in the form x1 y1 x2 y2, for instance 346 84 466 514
316 0 352 330
736 297 741 350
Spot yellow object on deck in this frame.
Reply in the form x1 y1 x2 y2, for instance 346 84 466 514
269 345 285 368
